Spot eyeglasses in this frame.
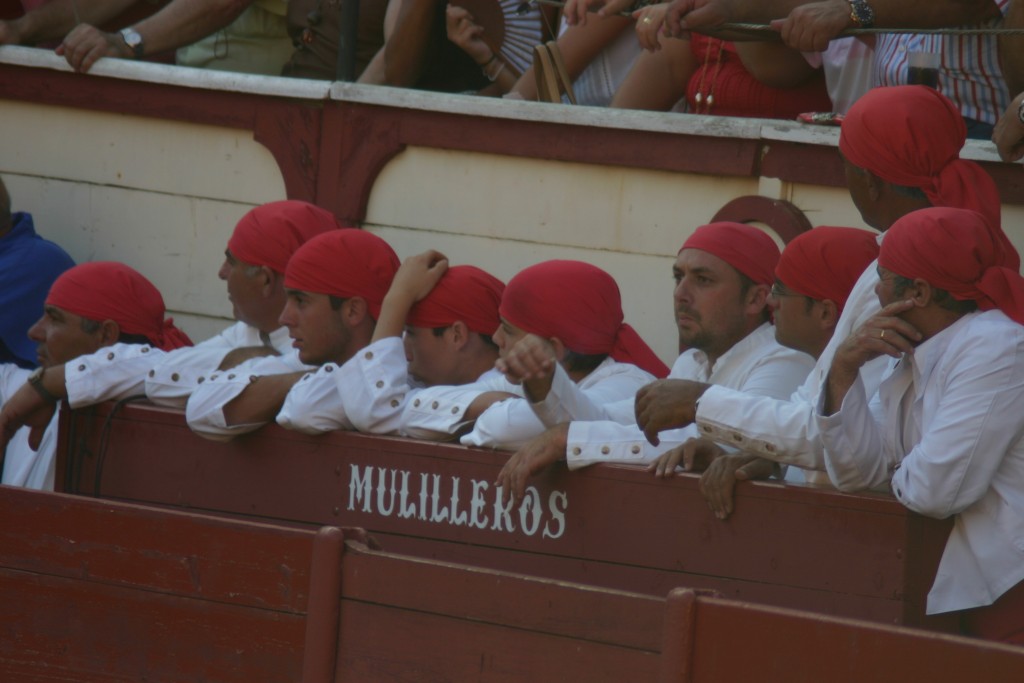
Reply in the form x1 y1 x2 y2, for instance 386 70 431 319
770 283 804 299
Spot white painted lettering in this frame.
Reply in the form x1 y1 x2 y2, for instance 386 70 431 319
430 474 450 523
348 464 374 512
470 479 489 529
398 470 417 519
418 473 429 521
542 490 568 539
491 486 516 532
448 476 468 526
518 487 542 536
376 467 397 516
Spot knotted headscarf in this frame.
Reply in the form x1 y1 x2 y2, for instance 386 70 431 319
775 226 879 315
228 200 346 275
46 262 192 351
407 265 505 335
880 208 1024 325
284 229 400 319
839 85 1003 236
680 222 780 285
499 260 669 378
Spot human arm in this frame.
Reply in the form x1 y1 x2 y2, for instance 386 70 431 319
495 422 569 506
184 354 310 441
373 250 448 343
734 40 819 88
399 380 518 441
58 0 255 73
373 0 442 87
0 0 135 46
445 5 518 94
1000 0 1024 95
993 92 1024 162
276 363 354 434
611 34 695 110
338 338 420 434
509 13 633 101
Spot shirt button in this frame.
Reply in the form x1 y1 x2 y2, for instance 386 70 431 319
413 399 421 407
630 445 640 455
600 446 610 455
364 351 374 360
451 407 459 414
249 375 257 383
571 447 581 456
141 347 150 353
376 380 385 388
148 370 155 377
171 373 180 382
390 399 400 408
227 374 236 380
107 352 115 360
324 365 334 373
197 376 205 384
78 364 86 372
431 401 439 409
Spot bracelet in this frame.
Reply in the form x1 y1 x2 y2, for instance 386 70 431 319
486 61 506 82
478 53 497 69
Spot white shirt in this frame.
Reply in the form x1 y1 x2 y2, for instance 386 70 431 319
402 357 655 450
817 310 1024 614
185 349 312 441
0 365 58 490
566 322 814 468
693 258 888 481
58 322 292 411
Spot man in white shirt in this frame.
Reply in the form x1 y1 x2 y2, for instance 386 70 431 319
186 228 400 440
278 250 506 435
0 262 191 489
400 259 667 450
621 86 1019 488
818 207 1024 644
496 221 814 504
0 200 341 426
646 226 878 518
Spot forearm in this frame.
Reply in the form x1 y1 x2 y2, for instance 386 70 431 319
383 0 442 87
8 0 135 44
1001 0 1024 95
731 0 997 25
129 0 252 57
221 372 304 426
734 41 816 88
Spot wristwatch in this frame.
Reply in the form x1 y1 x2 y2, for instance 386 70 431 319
27 366 59 403
119 27 145 59
847 0 875 28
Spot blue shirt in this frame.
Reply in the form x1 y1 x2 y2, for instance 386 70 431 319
0 212 75 368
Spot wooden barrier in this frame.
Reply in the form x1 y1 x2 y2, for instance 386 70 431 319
4 485 1022 681
57 402 956 632
0 486 349 683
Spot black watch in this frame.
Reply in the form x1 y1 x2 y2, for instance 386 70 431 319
27 366 60 403
848 0 875 28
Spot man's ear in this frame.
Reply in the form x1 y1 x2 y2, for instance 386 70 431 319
909 278 934 307
98 319 121 346
344 296 370 326
449 321 470 350
746 283 770 314
549 336 567 362
865 170 885 201
261 266 281 297
818 299 840 329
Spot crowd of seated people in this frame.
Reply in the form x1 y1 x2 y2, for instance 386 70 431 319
0 0 1020 130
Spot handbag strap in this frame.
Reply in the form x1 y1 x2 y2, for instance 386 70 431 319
533 43 562 103
544 40 577 105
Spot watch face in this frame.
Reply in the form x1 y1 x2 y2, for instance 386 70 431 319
122 29 142 47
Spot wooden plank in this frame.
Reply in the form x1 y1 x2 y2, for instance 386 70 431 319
340 543 666 650
687 597 1024 682
336 602 660 683
0 570 307 683
0 486 314 612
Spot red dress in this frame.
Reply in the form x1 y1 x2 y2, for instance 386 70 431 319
685 34 833 118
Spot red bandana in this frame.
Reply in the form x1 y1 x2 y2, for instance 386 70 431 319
680 222 780 285
880 208 1024 325
46 262 192 351
284 229 400 319
775 226 879 314
407 265 505 335
839 86 1003 235
228 200 347 275
499 260 669 378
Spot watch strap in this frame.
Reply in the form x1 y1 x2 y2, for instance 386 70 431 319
28 367 60 403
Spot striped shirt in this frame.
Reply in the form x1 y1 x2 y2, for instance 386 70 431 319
871 0 1009 125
